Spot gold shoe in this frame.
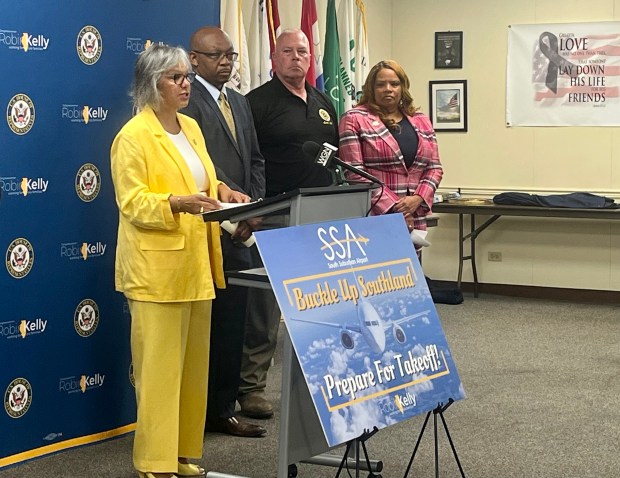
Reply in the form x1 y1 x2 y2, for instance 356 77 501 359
177 462 206 477
137 472 178 478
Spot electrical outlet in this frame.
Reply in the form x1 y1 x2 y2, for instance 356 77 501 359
488 251 502 262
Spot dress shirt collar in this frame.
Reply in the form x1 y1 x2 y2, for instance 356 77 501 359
196 74 228 103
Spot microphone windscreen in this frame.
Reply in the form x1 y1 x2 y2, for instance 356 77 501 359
302 140 321 158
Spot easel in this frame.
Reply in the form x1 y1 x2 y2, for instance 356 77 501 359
402 399 466 478
334 427 383 478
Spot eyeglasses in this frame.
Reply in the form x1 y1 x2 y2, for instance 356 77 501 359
192 50 239 62
165 72 196 85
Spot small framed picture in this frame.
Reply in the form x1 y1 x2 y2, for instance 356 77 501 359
434 31 463 69
428 80 468 132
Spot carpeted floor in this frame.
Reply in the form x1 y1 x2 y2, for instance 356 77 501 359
2 294 619 478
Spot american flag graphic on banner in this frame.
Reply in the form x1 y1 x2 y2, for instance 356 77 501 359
531 32 620 104
508 22 620 126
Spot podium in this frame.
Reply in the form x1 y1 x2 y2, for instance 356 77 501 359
203 185 375 478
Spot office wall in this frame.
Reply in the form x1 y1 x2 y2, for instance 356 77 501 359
390 0 620 291
270 0 620 291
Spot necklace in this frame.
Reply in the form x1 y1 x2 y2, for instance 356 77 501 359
385 112 403 123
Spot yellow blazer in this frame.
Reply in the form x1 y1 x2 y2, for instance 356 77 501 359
110 106 224 302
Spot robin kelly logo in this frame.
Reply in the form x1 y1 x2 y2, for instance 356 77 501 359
61 241 107 261
76 25 102 65
75 163 101 202
59 372 105 394
0 317 47 340
5 238 34 279
126 37 164 54
0 29 49 52
0 175 48 197
61 104 108 124
74 298 100 337
377 392 417 417
6 93 35 135
5 378 33 418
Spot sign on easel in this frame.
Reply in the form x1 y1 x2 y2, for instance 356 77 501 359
254 214 465 447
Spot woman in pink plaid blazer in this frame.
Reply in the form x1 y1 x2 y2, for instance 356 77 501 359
338 60 443 236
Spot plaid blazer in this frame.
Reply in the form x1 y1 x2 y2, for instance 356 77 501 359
338 105 443 229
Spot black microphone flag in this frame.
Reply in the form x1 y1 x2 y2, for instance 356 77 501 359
302 141 383 186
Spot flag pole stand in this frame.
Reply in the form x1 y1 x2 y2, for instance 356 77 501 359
402 399 467 478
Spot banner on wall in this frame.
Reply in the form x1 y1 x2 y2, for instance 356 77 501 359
0 0 218 468
254 215 465 447
507 22 620 126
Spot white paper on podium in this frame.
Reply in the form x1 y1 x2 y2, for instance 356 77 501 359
219 201 259 209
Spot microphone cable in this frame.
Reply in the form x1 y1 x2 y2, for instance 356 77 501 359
367 183 385 217
345 178 385 217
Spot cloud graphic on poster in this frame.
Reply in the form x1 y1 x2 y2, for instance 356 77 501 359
330 382 388 443
302 337 338 363
330 408 351 443
406 374 434 394
307 380 321 395
382 349 399 362
349 398 383 433
327 348 352 376
378 304 394 319
308 338 333 353
399 302 408 315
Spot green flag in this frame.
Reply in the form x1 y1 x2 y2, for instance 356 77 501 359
323 0 345 117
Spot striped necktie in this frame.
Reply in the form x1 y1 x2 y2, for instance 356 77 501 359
218 91 237 143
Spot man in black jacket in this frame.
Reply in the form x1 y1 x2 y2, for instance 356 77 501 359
238 29 339 419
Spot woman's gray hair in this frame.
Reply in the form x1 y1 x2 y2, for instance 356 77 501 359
131 44 191 111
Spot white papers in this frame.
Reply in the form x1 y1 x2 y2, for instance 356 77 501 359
219 200 259 209
236 267 266 275
220 220 256 247
411 229 431 247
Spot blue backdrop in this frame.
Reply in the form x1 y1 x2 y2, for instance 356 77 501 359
0 0 219 467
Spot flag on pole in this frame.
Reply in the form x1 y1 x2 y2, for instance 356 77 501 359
354 0 370 101
323 0 344 117
337 0 356 111
300 0 324 90
267 0 281 72
221 0 250 94
248 0 272 89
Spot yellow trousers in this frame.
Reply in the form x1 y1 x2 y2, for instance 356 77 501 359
128 299 211 473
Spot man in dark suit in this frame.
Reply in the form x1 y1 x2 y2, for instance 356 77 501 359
181 26 270 438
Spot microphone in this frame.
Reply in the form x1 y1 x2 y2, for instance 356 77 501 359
302 141 383 186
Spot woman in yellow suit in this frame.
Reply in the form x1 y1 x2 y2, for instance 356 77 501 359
111 44 248 478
